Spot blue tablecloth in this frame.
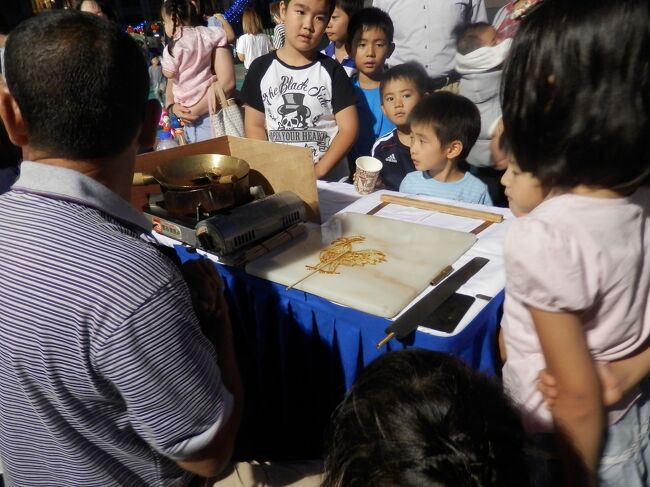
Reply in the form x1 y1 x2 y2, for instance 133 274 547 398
176 245 503 460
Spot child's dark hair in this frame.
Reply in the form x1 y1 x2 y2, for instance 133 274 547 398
322 350 529 487
409 92 481 162
456 22 493 55
269 1 281 21
502 0 650 190
283 0 336 18
4 10 149 160
335 0 363 18
380 62 430 98
347 7 394 45
162 0 197 56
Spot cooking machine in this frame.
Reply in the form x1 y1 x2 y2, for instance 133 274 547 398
136 154 307 262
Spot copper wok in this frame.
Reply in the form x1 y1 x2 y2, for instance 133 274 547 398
133 154 251 217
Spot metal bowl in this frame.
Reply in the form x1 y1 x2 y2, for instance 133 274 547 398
154 154 250 190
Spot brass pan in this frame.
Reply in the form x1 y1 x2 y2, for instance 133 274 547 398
134 154 251 216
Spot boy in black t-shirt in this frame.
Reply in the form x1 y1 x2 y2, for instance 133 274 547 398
241 0 358 181
371 62 429 190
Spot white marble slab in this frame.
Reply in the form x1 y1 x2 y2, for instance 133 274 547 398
245 212 477 318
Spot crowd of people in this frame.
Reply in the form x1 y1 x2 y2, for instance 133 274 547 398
0 0 649 486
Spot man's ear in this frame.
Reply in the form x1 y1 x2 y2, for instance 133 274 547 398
387 42 395 59
0 84 28 147
139 99 161 149
279 1 287 19
446 140 463 160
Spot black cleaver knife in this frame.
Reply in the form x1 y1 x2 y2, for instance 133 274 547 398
376 257 490 348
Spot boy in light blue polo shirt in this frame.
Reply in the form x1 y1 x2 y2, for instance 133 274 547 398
399 92 492 205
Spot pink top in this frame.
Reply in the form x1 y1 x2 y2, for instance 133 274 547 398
502 188 650 432
161 25 226 107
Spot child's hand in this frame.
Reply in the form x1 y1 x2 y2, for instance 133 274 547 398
538 363 626 409
537 369 559 408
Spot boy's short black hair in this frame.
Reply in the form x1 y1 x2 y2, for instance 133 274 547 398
4 10 149 160
409 92 480 162
380 62 430 98
335 0 363 17
502 0 650 190
455 22 492 55
347 7 394 45
283 0 336 18
322 350 529 487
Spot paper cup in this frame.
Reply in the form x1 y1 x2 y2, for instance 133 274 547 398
353 156 383 195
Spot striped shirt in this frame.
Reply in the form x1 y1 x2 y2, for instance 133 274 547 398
322 41 357 77
0 162 233 486
399 170 493 205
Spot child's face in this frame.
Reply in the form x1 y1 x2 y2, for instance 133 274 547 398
326 6 350 44
151 57 159 66
409 122 458 175
381 78 423 129
281 0 331 54
478 26 502 48
500 159 547 217
350 27 393 77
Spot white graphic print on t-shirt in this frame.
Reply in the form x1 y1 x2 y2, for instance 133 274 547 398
261 66 338 161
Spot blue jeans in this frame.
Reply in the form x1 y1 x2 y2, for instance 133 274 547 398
183 113 213 144
527 381 650 486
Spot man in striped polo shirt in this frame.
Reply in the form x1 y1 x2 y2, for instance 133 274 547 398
0 11 243 486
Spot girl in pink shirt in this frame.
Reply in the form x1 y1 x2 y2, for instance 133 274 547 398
498 0 650 485
161 0 233 143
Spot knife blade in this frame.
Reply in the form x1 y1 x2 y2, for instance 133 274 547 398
376 257 489 348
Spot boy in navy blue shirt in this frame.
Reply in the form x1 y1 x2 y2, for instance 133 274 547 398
346 7 395 163
372 62 429 190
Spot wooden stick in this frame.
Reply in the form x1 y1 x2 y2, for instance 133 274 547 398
285 251 351 291
380 194 504 223
376 332 395 349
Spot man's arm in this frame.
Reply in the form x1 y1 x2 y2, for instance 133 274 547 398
175 260 243 478
531 306 602 487
244 105 268 141
314 105 358 179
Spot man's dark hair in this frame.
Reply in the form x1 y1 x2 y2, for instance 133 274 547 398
502 0 650 190
4 10 149 160
322 350 530 487
335 0 363 18
347 7 394 45
456 22 492 55
380 62 430 98
409 92 480 162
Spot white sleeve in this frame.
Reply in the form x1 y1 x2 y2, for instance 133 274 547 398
471 0 488 22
